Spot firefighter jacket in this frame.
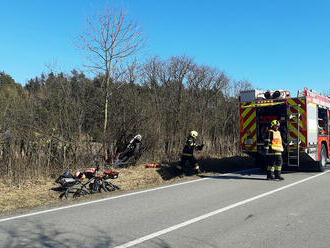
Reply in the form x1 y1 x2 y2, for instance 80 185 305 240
127 137 141 152
182 136 203 156
264 129 284 155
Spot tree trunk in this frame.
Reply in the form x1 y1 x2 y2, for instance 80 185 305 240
103 89 109 161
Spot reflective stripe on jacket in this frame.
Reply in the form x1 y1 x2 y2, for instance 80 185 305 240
270 130 283 152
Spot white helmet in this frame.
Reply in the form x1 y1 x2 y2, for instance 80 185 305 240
134 134 142 141
190 130 198 138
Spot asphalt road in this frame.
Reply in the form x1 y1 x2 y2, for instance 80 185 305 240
1 168 330 248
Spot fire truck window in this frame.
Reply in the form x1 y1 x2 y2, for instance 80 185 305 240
318 108 328 135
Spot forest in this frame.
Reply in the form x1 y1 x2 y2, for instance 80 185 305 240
0 56 252 186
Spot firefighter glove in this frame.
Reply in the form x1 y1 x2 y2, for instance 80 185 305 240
197 144 204 150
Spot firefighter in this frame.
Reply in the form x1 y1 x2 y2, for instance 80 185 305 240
116 134 142 164
177 130 204 175
264 120 284 180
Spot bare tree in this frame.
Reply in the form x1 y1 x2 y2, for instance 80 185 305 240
75 4 145 160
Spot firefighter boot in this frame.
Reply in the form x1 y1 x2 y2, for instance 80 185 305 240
274 170 284 180
267 171 275 180
176 165 184 177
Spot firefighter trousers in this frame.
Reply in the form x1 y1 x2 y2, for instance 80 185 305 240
178 155 199 174
267 154 283 179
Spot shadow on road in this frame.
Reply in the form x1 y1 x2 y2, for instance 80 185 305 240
156 155 313 181
0 219 178 248
198 174 266 181
157 156 257 181
198 156 256 173
0 220 114 248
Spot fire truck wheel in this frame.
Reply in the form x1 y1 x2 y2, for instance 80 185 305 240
317 144 327 172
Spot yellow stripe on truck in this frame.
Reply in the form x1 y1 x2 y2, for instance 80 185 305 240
241 103 254 118
243 111 256 130
287 98 306 146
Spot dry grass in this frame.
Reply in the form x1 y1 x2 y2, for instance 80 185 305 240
0 156 256 217
0 164 189 216
0 179 60 215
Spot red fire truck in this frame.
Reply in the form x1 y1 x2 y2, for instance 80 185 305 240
239 87 330 171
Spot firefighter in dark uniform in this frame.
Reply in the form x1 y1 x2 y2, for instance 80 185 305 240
264 120 284 180
177 130 204 174
117 134 142 163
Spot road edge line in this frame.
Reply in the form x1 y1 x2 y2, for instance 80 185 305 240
113 170 329 248
0 168 259 223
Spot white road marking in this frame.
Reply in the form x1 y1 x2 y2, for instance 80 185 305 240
0 168 258 223
113 171 329 248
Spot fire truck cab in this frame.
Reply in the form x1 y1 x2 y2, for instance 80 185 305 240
239 88 330 171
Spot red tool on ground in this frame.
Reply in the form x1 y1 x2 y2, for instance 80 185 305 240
145 163 158 168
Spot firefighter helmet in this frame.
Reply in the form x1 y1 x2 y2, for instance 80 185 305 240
270 120 280 128
190 130 198 138
134 134 142 141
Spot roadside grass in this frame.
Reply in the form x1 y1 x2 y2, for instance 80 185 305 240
0 155 256 217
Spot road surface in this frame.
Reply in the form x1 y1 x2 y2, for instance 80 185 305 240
1 168 330 248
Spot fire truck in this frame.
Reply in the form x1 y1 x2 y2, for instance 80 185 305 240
239 87 330 171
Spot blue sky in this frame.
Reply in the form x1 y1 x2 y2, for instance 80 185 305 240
1 0 330 94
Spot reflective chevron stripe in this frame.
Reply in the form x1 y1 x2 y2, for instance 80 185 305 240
240 102 257 152
287 98 307 148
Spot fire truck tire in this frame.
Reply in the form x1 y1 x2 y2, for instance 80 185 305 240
316 144 327 172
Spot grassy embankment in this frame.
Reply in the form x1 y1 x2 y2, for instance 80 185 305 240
0 156 255 217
